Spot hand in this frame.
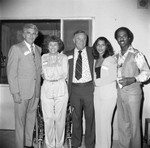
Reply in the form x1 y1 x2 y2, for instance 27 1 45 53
13 93 22 104
119 77 136 87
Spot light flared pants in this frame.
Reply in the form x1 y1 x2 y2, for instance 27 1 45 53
41 92 68 148
117 88 142 148
94 83 117 148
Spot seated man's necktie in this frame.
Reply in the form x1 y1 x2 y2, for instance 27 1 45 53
75 50 82 80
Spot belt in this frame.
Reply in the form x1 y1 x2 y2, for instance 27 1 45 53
45 79 58 82
72 81 93 87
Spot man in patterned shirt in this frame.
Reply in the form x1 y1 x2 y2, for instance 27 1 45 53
114 27 150 148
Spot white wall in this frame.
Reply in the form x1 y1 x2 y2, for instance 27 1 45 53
0 85 15 129
1 0 150 139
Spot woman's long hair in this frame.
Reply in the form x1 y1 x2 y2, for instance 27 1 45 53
92 37 114 59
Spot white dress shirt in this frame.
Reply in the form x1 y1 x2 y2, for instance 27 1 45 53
24 40 35 53
73 48 92 83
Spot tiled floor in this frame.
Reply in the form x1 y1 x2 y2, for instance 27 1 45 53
0 130 150 148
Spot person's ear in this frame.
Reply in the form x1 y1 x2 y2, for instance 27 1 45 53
73 38 75 44
22 33 25 39
35 33 38 38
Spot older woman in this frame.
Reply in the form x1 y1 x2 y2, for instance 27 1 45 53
41 35 68 148
93 37 117 148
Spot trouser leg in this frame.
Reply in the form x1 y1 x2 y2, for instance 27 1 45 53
94 99 116 148
128 96 141 148
70 94 83 147
117 92 131 148
55 93 68 148
70 85 95 148
83 89 95 148
117 90 142 148
25 96 39 146
15 100 28 148
41 96 55 148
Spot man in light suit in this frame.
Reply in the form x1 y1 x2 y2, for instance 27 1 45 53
7 23 41 148
64 30 95 148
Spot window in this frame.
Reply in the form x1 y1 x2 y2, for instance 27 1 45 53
0 20 60 84
0 18 93 84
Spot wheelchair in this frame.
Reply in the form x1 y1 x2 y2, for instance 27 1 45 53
33 102 45 148
64 102 73 148
33 101 73 148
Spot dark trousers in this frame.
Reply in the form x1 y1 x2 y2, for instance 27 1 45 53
70 83 95 148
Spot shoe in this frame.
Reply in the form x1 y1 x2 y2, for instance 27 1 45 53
25 146 34 148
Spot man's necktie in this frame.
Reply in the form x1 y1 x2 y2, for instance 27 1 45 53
31 45 35 59
75 50 82 80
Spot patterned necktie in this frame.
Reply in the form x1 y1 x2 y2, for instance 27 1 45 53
31 45 35 59
75 50 82 80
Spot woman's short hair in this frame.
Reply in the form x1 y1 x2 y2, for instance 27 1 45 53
92 37 114 59
114 27 134 44
23 23 38 34
43 35 64 53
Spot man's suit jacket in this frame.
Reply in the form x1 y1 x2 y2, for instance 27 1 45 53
7 41 41 100
65 47 94 95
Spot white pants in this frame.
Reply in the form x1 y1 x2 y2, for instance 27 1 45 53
94 83 117 148
41 92 68 148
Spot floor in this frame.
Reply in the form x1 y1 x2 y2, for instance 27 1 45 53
0 130 150 148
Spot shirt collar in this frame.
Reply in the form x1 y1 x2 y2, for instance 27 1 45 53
75 47 86 53
119 45 133 57
24 40 35 51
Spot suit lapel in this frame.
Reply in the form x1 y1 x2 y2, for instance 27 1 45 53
21 41 38 69
34 46 38 62
34 46 41 69
21 41 33 58
86 47 92 72
22 41 30 53
69 50 74 82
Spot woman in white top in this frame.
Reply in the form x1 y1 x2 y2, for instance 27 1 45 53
41 35 68 148
93 37 117 148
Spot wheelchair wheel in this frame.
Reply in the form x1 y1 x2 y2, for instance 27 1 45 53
38 139 44 148
67 137 72 148
33 102 45 148
64 102 74 148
